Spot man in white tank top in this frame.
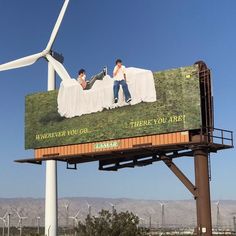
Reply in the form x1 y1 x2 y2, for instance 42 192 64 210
113 59 132 103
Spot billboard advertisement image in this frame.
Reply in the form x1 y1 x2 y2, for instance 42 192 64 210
25 65 201 149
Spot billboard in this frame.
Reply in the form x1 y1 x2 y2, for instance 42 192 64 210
25 65 202 149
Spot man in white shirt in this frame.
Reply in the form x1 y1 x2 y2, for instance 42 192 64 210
113 59 132 103
77 69 87 89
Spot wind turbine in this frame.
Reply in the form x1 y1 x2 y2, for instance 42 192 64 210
0 212 7 236
7 213 10 236
15 210 28 236
233 216 236 233
144 212 152 230
215 201 220 231
64 202 70 228
36 216 41 235
69 210 80 236
135 214 144 228
159 202 165 228
108 202 115 214
69 210 80 227
0 0 71 82
86 202 92 217
0 1 71 236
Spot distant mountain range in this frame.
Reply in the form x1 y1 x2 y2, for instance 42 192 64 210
0 197 235 229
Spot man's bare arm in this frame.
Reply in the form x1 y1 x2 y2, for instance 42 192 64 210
124 73 126 80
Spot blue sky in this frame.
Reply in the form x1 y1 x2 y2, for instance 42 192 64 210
0 0 235 200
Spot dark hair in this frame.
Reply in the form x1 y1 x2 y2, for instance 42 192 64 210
78 68 86 75
115 59 122 65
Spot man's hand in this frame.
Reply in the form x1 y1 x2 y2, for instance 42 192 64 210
113 65 120 77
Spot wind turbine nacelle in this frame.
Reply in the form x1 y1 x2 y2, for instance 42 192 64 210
51 51 64 64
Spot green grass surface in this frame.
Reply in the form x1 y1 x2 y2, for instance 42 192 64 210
25 65 201 149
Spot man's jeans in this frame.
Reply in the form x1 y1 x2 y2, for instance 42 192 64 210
85 70 105 90
113 79 131 102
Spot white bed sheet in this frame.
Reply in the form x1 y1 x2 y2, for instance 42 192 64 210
57 67 157 118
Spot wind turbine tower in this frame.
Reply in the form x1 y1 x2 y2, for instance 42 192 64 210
15 210 27 236
108 202 115 214
0 213 7 236
36 216 40 235
69 209 80 236
64 202 70 228
149 215 152 230
69 210 80 227
216 201 220 230
7 213 10 236
159 202 165 228
86 202 92 217
233 216 236 233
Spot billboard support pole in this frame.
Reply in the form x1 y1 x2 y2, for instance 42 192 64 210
45 63 58 236
163 146 212 236
194 148 212 236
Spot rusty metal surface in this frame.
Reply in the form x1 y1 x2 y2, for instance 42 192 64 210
15 127 233 166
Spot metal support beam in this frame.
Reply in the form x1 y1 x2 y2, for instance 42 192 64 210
194 148 212 236
163 150 212 236
163 158 197 198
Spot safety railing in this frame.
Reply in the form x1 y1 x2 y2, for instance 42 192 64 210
200 127 234 147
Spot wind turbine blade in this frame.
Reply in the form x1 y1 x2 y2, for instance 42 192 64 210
15 211 21 219
3 212 8 219
0 52 43 72
46 0 70 51
46 54 71 81
75 210 80 218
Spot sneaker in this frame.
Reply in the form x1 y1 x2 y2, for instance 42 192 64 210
103 66 107 76
126 98 132 103
114 98 118 103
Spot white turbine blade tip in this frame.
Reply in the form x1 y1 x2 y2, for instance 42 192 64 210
45 0 70 51
0 52 43 72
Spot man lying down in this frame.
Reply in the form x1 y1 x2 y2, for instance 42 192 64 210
57 66 157 118
77 67 107 90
